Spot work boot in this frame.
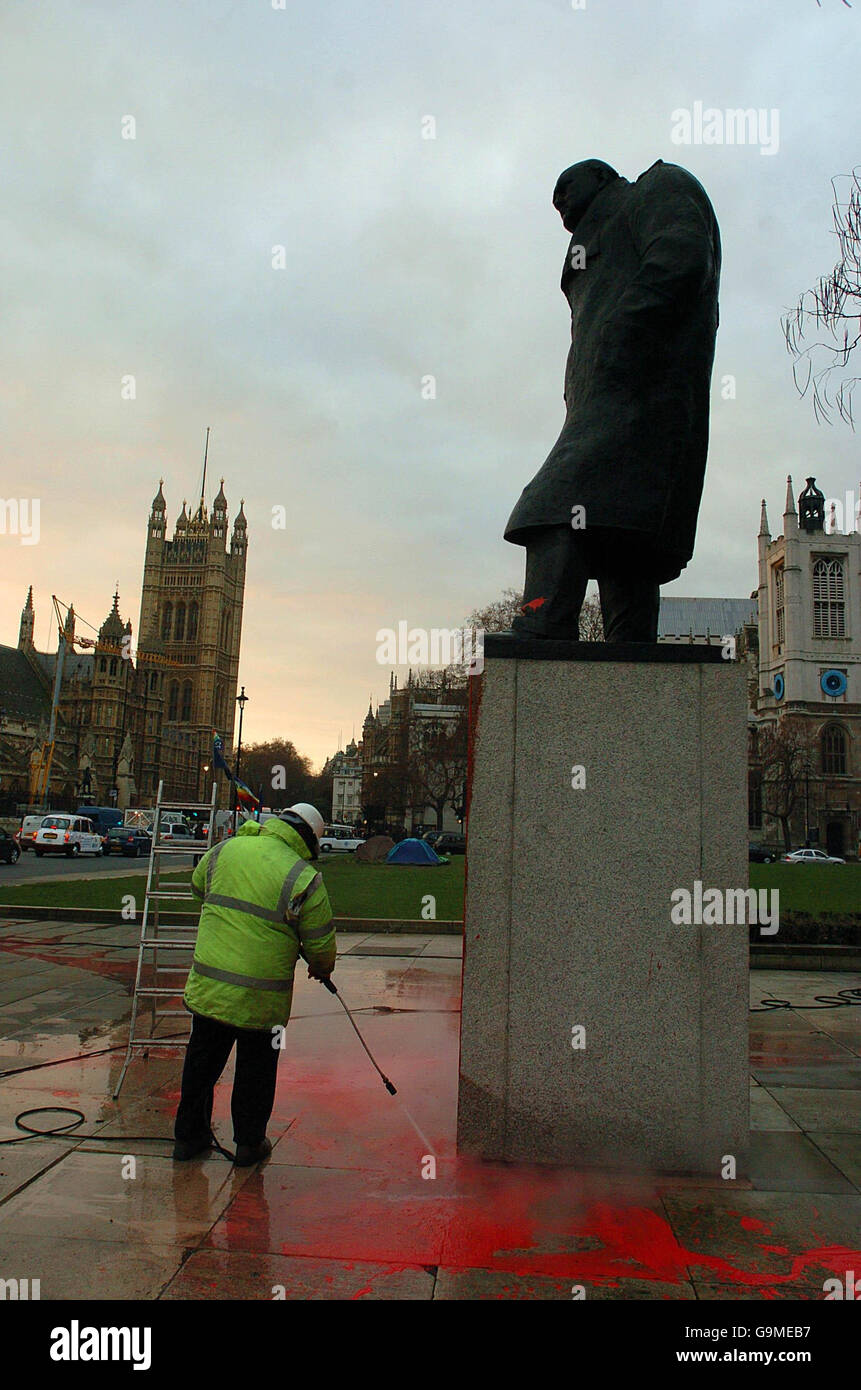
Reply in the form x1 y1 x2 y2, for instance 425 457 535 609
233 1138 272 1167
172 1136 213 1162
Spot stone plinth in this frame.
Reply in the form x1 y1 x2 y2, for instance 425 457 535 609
457 637 749 1176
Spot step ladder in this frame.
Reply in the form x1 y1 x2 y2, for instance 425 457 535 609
113 780 219 1098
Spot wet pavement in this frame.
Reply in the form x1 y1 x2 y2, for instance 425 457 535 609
0 917 859 1300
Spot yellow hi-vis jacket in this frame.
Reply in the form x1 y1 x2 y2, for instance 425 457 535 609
184 816 336 1031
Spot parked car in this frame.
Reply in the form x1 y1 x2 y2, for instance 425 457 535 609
432 832 466 855
17 814 47 851
783 847 846 865
154 822 194 846
0 829 21 865
106 824 152 857
422 831 442 846
34 815 103 858
748 843 778 864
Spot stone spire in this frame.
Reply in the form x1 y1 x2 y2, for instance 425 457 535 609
758 498 770 538
783 474 798 539
18 586 35 650
98 591 125 645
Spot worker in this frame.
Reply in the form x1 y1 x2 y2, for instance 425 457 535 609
173 802 335 1166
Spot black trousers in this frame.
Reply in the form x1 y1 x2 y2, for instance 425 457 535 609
511 525 660 643
174 1012 280 1148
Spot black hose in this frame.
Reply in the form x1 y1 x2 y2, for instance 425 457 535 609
750 986 861 1012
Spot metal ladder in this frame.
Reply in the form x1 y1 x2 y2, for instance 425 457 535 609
113 780 218 1098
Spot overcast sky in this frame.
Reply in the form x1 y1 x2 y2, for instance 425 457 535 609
2 0 859 765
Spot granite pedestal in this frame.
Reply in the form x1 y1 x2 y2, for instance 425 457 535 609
457 636 750 1176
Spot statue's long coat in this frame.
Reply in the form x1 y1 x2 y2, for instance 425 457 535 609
505 161 721 583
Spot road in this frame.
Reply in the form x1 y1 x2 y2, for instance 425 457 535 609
0 849 199 885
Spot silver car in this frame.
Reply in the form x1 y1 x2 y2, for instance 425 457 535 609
783 848 846 865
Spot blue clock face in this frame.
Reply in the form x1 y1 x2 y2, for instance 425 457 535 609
773 673 785 701
821 669 847 699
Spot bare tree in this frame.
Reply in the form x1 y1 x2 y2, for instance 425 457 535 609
465 585 604 640
464 588 524 633
407 709 468 833
783 168 861 424
755 718 815 851
578 593 605 641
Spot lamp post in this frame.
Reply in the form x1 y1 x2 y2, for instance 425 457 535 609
232 686 248 836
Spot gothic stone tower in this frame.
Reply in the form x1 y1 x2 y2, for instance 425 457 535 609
138 479 247 801
754 475 861 858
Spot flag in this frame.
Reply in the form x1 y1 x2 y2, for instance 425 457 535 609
212 731 230 774
212 732 260 808
234 778 260 808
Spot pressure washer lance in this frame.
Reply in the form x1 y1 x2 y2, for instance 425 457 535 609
313 973 397 1095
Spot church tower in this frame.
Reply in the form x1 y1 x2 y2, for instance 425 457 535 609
138 472 247 801
754 476 861 857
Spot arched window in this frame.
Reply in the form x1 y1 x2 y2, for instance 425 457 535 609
187 602 198 641
109 658 117 676
99 657 107 673
168 681 179 721
161 603 173 641
181 681 193 722
149 671 158 692
174 603 186 641
813 558 846 638
822 724 848 775
748 770 762 828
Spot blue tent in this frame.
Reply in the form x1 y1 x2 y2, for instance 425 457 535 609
385 837 447 866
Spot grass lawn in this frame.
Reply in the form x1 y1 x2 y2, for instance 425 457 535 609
1 858 851 922
749 862 861 915
0 871 186 910
0 854 467 921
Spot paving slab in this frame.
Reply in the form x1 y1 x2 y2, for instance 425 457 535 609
661 1189 861 1291
773 1088 861 1133
161 1248 435 1300
807 1133 861 1191
0 1150 246 1246
206 1164 454 1265
0 1233 185 1300
749 1086 800 1132
433 1268 695 1300
748 1131 856 1193
0 935 857 1301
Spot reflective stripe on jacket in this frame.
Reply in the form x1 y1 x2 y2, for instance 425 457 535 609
184 817 336 1031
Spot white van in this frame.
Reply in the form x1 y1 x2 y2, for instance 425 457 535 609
34 815 104 858
319 824 366 854
18 815 46 852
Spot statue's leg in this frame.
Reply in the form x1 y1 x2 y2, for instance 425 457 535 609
511 525 588 640
595 570 660 642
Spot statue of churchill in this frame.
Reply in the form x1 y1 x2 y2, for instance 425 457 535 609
505 158 721 643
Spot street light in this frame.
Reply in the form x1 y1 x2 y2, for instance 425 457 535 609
232 686 248 835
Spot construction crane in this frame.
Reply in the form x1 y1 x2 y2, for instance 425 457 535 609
28 596 186 810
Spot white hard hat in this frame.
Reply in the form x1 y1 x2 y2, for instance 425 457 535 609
286 802 325 844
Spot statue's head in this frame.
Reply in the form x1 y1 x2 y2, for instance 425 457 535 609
553 159 620 233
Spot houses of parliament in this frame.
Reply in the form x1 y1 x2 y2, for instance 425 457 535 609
0 481 247 811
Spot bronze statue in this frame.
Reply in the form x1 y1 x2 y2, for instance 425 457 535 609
506 159 721 642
